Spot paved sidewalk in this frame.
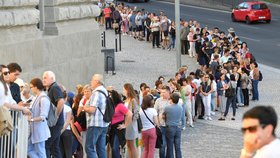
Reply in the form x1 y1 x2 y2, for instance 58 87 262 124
102 27 280 157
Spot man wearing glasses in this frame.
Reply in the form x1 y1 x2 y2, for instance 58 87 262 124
240 106 280 158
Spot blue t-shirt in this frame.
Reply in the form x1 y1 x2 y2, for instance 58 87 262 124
130 14 136 28
164 104 182 126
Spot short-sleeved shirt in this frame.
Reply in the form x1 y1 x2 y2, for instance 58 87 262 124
87 86 109 128
164 104 182 127
63 104 72 130
103 7 111 18
47 82 64 126
111 103 128 125
140 108 157 131
154 98 169 126
254 139 280 158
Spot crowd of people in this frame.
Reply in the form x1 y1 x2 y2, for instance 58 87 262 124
1 2 278 158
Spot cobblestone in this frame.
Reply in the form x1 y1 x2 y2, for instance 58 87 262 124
102 28 280 157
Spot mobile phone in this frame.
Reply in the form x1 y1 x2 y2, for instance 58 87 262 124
26 100 32 103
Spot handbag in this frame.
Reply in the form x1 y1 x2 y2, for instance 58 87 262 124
225 82 236 97
0 106 13 136
132 100 142 133
142 108 163 148
112 20 119 29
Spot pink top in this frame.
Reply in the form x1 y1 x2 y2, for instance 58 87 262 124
111 103 129 125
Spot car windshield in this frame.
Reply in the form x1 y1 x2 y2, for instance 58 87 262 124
251 4 268 10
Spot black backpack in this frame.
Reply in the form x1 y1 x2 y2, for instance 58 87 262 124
259 71 263 81
225 82 236 97
97 90 115 123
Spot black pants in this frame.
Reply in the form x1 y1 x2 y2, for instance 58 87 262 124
195 94 204 117
181 40 189 54
105 17 111 29
224 96 236 117
242 89 249 106
152 31 160 47
146 29 151 42
60 130 73 158
46 125 63 158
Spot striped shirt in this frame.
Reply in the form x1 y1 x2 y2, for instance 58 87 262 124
87 86 109 128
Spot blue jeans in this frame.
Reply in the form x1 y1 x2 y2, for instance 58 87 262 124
45 125 63 158
166 126 182 158
252 80 259 100
28 140 46 158
159 126 167 158
210 93 216 111
168 36 176 49
85 126 108 158
224 96 236 117
112 134 121 158
181 103 186 128
237 87 244 104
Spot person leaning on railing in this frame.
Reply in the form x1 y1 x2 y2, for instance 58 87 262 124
0 64 31 114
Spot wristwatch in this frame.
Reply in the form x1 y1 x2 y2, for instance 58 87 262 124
30 118 34 122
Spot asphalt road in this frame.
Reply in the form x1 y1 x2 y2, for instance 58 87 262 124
122 0 280 69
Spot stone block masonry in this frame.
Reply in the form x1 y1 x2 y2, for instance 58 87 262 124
0 0 103 92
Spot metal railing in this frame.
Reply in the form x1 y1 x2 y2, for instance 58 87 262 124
0 110 29 158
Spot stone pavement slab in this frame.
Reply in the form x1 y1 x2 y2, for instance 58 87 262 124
101 27 280 157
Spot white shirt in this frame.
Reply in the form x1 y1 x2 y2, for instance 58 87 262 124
140 108 157 131
0 83 16 106
254 139 280 158
63 104 72 130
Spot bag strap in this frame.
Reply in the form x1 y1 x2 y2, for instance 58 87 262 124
96 90 107 116
142 108 155 127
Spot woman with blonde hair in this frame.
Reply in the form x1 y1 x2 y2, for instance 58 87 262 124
123 83 139 158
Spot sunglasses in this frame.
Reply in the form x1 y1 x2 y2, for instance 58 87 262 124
241 124 266 134
3 71 10 76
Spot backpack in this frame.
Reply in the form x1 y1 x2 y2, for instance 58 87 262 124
113 10 121 20
40 96 58 127
96 90 115 123
225 82 236 97
0 106 13 136
259 71 263 81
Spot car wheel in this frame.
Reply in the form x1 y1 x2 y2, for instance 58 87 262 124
266 19 271 23
231 14 236 22
246 16 251 24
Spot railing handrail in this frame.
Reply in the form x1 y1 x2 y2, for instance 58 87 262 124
0 110 29 158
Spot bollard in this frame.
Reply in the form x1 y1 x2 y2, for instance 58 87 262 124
101 32 104 47
115 36 118 52
104 31 106 48
119 33 122 51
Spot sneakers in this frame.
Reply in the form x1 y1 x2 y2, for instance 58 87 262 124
207 117 213 121
182 127 186 130
231 118 235 121
218 117 225 121
190 124 194 128
211 111 215 116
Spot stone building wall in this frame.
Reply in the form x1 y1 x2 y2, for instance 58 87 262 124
0 0 103 91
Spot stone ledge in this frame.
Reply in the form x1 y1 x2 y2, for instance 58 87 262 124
56 4 100 21
45 0 97 6
0 0 39 7
0 8 39 27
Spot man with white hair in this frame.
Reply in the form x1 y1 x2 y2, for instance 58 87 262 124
42 71 65 158
83 74 109 158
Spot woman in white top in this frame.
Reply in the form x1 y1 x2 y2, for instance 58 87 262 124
140 95 159 158
0 65 30 113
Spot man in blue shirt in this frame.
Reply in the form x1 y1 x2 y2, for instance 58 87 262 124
83 74 109 158
163 93 182 158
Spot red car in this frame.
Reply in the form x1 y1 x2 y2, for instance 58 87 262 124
231 2 271 24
